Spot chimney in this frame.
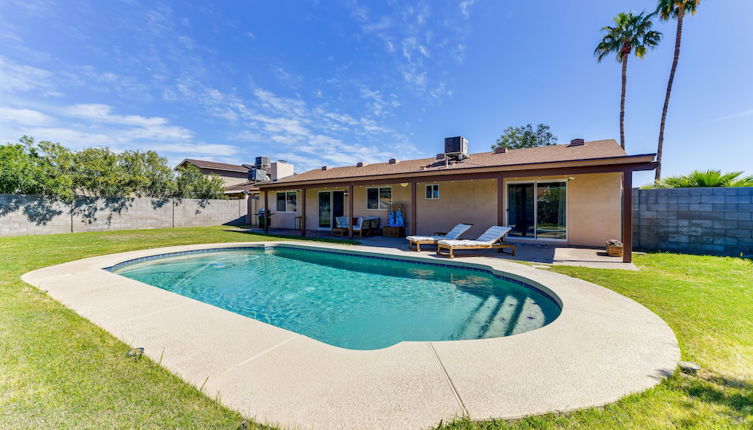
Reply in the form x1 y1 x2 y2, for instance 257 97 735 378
388 158 398 164
321 166 328 171
356 162 364 167
270 161 294 181
568 138 585 147
494 147 507 154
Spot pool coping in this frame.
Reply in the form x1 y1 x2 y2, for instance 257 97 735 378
22 241 680 430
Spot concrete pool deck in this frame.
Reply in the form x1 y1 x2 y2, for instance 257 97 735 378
22 241 680 430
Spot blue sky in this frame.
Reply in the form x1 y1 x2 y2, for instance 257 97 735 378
0 0 750 185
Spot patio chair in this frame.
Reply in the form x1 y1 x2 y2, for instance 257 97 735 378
351 217 368 238
405 223 473 252
436 226 516 258
332 216 350 237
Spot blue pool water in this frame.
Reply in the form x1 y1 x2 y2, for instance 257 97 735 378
111 247 561 350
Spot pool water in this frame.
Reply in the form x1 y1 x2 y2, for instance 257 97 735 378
111 247 561 350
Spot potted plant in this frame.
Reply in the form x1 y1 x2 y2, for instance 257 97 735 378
606 239 623 257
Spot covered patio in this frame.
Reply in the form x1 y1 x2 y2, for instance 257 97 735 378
237 227 639 270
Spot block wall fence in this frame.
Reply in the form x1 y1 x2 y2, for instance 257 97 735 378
632 187 753 257
0 194 246 237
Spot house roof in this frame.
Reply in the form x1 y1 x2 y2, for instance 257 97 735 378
178 159 250 173
224 181 262 193
262 139 655 188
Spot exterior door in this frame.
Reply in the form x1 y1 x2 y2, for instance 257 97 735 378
507 182 566 240
318 191 345 229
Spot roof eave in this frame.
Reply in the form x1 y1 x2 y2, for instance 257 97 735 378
258 153 656 189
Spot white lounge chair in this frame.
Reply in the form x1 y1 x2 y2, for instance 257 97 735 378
406 223 473 252
436 226 516 258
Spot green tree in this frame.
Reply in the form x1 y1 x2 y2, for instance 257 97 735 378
654 0 701 182
491 123 557 150
595 11 661 149
73 147 127 197
119 150 176 198
175 164 227 199
656 170 753 188
0 136 75 202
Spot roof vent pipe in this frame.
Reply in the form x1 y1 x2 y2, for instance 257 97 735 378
568 138 585 147
388 158 398 164
494 147 507 154
356 162 364 167
321 166 328 171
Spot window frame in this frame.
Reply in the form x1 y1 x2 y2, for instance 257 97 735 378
366 186 392 210
424 184 439 200
275 191 298 213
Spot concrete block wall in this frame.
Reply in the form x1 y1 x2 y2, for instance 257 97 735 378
0 194 247 237
633 187 753 257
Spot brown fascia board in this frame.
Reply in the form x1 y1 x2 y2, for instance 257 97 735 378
258 154 657 189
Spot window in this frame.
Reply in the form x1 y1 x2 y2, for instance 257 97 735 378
425 184 439 199
276 191 297 212
366 187 391 210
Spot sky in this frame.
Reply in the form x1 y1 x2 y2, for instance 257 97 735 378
0 0 751 186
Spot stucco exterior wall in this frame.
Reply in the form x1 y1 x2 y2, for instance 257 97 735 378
416 179 497 238
262 172 622 246
500 173 621 247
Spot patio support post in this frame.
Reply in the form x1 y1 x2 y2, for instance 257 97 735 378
264 191 269 233
348 184 354 238
622 169 633 263
410 181 417 236
497 175 505 226
301 188 306 236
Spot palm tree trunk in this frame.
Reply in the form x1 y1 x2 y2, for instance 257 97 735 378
655 8 685 182
620 54 628 149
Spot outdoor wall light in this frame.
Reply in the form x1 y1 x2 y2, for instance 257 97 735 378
400 183 408 187
568 177 575 181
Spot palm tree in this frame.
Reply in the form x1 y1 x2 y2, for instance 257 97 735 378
595 12 662 149
654 0 701 182
656 170 753 188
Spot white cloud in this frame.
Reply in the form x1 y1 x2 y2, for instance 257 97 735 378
0 107 53 125
0 56 55 94
716 109 753 121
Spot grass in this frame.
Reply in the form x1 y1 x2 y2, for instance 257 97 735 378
441 253 753 429
1 227 751 429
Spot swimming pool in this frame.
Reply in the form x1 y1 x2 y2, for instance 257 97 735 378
111 246 561 350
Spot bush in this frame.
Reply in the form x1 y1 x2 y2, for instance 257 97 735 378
0 136 227 200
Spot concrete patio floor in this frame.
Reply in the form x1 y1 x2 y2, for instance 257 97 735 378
241 228 639 270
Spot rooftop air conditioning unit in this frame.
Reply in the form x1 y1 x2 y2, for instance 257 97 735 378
255 156 271 169
444 136 469 160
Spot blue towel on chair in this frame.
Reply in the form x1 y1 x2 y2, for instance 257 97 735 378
395 209 404 227
388 210 396 226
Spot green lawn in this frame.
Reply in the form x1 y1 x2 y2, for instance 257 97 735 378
1 227 751 429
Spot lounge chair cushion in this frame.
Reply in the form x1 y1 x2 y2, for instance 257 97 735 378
438 226 512 247
443 223 473 240
406 235 445 242
406 223 472 243
437 239 491 247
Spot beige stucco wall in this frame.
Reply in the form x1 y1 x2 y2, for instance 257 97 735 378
502 173 622 247
416 179 497 238
261 172 622 246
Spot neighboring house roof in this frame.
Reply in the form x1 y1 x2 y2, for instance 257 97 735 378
224 181 263 193
178 159 250 173
263 139 655 188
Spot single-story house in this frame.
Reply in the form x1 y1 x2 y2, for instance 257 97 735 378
256 138 658 263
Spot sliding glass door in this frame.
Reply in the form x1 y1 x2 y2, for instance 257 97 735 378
318 191 345 229
507 182 566 240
